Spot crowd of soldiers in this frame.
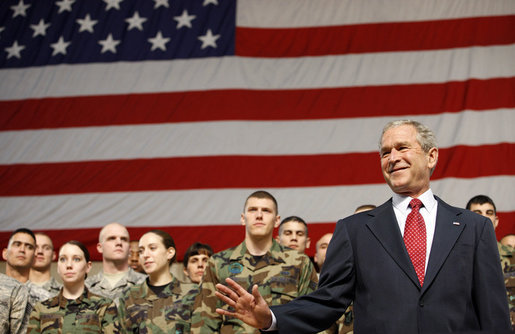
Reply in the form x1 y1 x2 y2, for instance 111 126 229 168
1 190 513 333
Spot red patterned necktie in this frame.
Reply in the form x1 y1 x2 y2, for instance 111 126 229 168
404 198 426 286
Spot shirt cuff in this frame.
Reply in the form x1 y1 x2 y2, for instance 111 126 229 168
261 310 277 331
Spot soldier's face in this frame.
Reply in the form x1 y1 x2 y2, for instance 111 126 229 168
277 221 310 253
57 244 91 284
2 232 36 270
241 197 280 240
468 203 498 229
184 253 210 284
33 234 55 270
139 232 175 277
129 240 144 273
97 223 130 263
314 233 332 269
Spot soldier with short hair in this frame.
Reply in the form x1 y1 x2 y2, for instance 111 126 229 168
29 232 62 297
276 216 311 253
191 190 318 333
2 228 52 332
183 242 214 284
86 222 145 304
0 273 29 334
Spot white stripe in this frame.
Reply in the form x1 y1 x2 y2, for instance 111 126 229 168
1 176 513 231
0 109 513 164
1 45 514 100
237 0 515 28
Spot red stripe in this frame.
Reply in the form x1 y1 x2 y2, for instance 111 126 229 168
0 144 513 196
236 15 515 57
1 78 513 130
1 214 512 261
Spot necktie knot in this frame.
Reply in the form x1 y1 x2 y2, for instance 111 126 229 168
409 198 422 211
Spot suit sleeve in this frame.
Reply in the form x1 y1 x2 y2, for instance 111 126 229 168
271 219 355 334
472 217 511 330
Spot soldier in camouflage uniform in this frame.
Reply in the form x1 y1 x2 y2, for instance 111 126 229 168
28 240 122 333
0 273 29 334
30 232 62 297
119 230 199 333
27 287 122 333
86 222 146 304
191 191 318 334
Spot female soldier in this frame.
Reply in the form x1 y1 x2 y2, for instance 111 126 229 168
27 240 122 333
119 230 199 333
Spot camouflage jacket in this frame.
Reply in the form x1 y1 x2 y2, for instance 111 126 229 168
26 280 53 307
41 277 63 297
85 268 146 304
191 240 318 334
27 287 122 333
0 273 29 334
118 277 199 333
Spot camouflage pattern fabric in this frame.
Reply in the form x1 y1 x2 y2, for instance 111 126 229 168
0 273 29 334
191 240 318 334
336 305 354 334
41 277 63 298
27 287 122 333
118 277 199 333
86 268 146 305
499 242 514 330
26 280 53 307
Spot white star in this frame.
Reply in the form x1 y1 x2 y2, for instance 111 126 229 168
11 0 31 18
5 40 25 59
198 29 220 49
148 31 170 51
174 9 196 29
125 11 147 31
50 36 71 56
153 0 169 9
30 19 51 37
103 0 123 10
98 34 120 54
76 14 98 33
203 0 218 6
55 0 75 14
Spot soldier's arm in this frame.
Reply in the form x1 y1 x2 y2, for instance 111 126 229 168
191 258 223 333
25 301 41 334
13 284 30 334
297 255 319 295
100 299 124 334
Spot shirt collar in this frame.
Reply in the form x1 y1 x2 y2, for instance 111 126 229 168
392 188 437 213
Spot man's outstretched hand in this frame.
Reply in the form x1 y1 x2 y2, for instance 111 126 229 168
215 277 273 329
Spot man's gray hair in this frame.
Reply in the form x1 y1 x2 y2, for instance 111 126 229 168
379 120 438 153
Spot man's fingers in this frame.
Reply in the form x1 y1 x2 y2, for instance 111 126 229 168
225 277 250 296
215 291 237 308
251 284 264 303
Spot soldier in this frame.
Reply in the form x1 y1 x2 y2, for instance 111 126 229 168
183 242 214 284
0 273 29 334
191 190 318 333
501 234 515 249
129 239 145 273
2 228 52 332
86 222 145 304
276 216 311 253
27 240 122 333
119 230 199 333
29 232 62 297
314 233 333 275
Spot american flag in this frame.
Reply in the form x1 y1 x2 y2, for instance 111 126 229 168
1 0 514 260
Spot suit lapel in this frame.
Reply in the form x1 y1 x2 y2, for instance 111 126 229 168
366 200 421 288
422 197 465 293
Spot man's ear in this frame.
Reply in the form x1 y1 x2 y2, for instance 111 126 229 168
306 237 311 249
96 243 103 254
2 248 7 261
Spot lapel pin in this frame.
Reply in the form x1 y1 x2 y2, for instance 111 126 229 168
453 222 460 226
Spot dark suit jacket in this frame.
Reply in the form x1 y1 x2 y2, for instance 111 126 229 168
271 197 510 333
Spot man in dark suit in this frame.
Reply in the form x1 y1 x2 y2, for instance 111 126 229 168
214 120 511 333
